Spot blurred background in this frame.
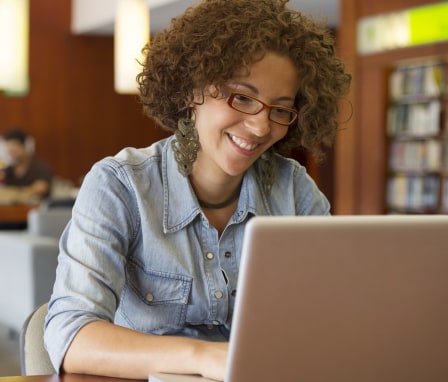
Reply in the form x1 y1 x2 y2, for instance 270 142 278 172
1 0 447 376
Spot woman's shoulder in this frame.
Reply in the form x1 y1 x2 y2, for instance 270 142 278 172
115 136 172 163
250 153 308 187
271 154 319 190
85 137 172 185
273 153 307 176
271 154 330 214
90 137 171 170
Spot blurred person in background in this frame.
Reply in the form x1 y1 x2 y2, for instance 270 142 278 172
1 128 53 200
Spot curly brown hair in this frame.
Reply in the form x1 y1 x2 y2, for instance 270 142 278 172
137 0 351 160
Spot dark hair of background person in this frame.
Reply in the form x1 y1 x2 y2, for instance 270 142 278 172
3 128 27 145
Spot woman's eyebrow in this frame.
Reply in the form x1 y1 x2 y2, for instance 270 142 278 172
231 82 258 93
230 82 296 103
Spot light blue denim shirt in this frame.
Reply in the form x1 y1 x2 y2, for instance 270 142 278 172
44 135 330 371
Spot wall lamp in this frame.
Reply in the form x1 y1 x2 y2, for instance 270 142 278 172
114 0 150 94
0 0 29 96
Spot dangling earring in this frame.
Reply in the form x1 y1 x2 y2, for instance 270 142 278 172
260 148 275 194
171 117 201 176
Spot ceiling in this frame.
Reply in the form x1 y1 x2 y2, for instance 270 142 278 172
71 0 339 35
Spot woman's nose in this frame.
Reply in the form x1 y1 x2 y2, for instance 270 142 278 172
244 110 271 137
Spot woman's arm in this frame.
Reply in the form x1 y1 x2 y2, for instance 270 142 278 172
63 320 228 381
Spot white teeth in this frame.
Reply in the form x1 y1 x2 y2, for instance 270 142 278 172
230 134 258 151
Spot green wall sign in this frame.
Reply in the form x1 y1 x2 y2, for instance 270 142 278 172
409 3 448 45
358 2 448 55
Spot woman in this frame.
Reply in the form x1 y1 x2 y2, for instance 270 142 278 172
44 0 351 380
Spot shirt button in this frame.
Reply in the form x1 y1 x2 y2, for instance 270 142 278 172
206 252 214 260
212 320 220 326
145 293 154 302
224 251 231 258
214 291 223 299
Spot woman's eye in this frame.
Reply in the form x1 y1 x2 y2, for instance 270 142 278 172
234 94 254 104
272 107 290 115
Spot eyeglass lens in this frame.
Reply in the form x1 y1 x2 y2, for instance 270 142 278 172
229 93 297 125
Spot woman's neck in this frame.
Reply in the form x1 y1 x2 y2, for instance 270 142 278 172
197 182 242 209
189 171 243 210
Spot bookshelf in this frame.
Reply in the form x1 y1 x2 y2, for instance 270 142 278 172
386 58 448 214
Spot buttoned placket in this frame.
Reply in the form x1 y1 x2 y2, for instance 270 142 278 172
200 216 240 329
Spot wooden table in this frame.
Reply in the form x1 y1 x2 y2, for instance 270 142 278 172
0 204 38 230
0 204 37 222
0 375 142 382
0 186 40 229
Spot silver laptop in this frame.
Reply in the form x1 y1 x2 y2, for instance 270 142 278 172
150 215 448 382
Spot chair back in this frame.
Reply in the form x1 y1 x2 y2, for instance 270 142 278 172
20 303 56 375
27 207 72 239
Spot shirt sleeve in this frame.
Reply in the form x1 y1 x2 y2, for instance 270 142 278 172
43 158 138 372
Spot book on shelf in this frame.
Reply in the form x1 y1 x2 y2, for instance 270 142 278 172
389 62 443 98
387 174 439 211
389 139 442 171
387 100 441 137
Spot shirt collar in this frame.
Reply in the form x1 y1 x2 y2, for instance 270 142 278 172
162 136 201 233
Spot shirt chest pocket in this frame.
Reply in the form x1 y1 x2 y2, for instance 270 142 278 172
119 261 193 334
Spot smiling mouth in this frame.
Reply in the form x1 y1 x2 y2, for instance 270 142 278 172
228 133 259 151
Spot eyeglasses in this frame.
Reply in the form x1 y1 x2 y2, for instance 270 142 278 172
223 86 298 126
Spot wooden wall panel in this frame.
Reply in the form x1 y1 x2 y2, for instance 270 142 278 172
333 0 358 214
0 0 169 186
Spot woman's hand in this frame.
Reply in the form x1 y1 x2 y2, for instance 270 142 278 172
195 340 229 381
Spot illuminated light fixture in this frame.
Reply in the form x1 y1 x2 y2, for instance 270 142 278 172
114 0 149 94
0 0 29 96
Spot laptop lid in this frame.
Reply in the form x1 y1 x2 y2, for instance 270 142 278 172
150 215 448 382
227 215 448 382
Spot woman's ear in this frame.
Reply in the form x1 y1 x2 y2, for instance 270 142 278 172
191 88 205 106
